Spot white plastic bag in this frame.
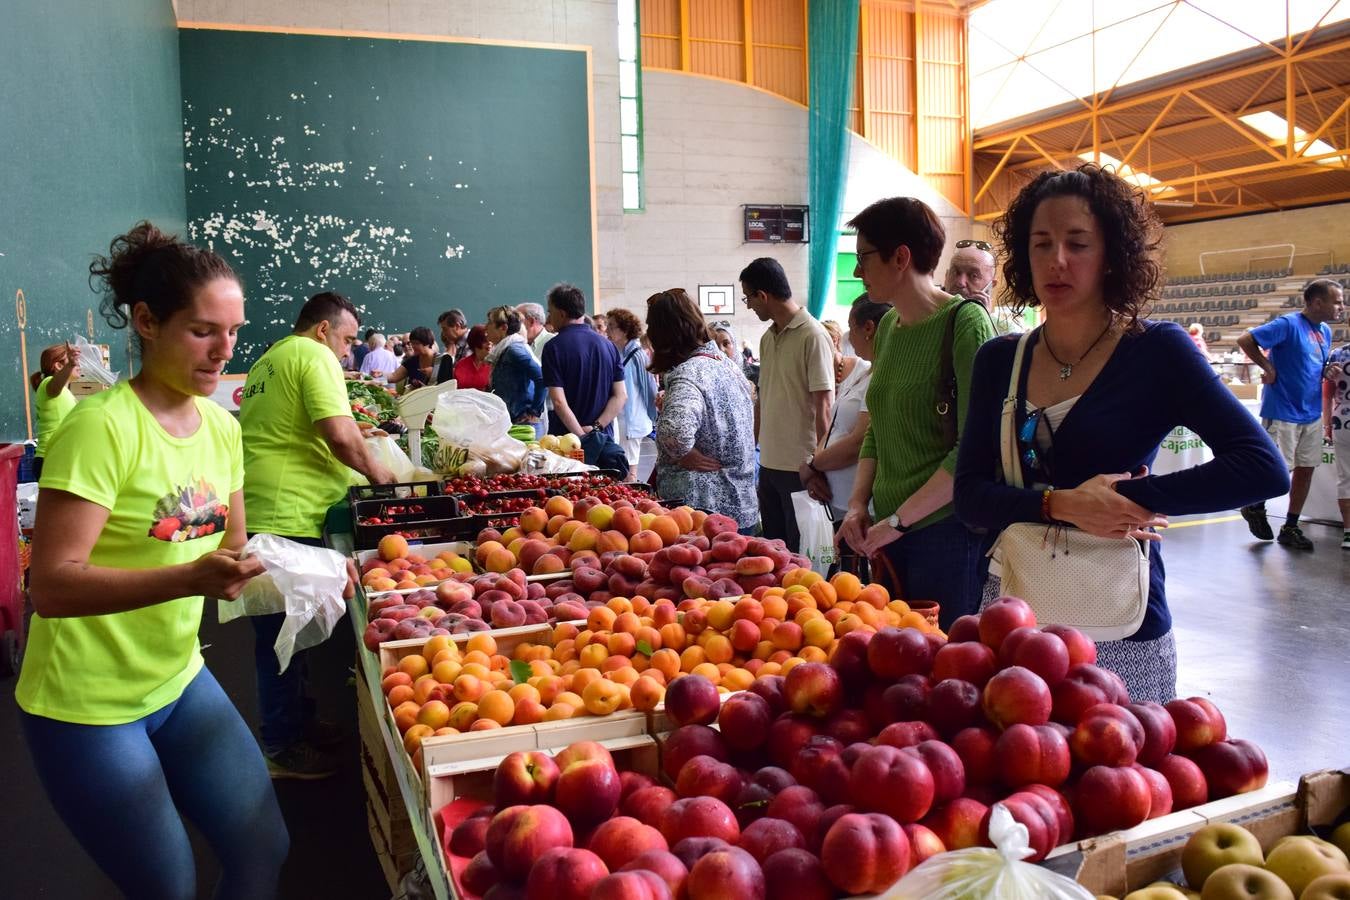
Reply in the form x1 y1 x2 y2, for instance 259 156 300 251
16 481 39 530
73 334 118 385
364 434 417 483
521 448 593 475
791 491 836 575
218 534 349 674
431 390 527 474
887 805 1095 900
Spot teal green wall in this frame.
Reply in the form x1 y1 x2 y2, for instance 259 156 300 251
0 0 185 440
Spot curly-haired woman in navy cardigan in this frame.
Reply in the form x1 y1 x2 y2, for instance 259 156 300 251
953 164 1289 702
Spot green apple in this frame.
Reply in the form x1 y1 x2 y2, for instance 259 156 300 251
1124 885 1192 899
1184 824 1267 890
1301 872 1350 900
1199 864 1293 900
1262 837 1349 897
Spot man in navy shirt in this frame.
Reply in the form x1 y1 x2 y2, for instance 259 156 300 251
1237 278 1344 550
541 283 627 441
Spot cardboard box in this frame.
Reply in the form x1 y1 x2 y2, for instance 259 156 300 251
1052 769 1349 895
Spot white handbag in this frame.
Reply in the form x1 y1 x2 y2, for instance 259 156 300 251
985 331 1150 641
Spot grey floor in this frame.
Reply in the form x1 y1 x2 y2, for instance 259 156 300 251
0 511 1345 899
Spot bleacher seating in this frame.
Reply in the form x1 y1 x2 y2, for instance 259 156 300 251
1145 266 1336 356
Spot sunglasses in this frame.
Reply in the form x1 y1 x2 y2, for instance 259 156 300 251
956 239 994 252
1018 408 1050 474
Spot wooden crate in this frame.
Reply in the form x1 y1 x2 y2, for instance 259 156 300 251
355 538 572 590
426 729 662 896
357 671 418 891
1047 769 1350 895
377 625 649 788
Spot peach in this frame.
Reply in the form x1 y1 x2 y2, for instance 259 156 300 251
1074 764 1153 837
783 662 842 718
1156 752 1209 810
664 673 721 727
1070 703 1145 767
977 596 1037 651
1165 696 1228 752
867 626 933 679
378 533 410 562
556 757 623 826
524 846 609 900
618 850 688 899
661 796 741 847
588 816 669 871
687 847 764 899
675 754 744 805
982 666 1052 729
763 847 833 900
820 812 911 894
543 495 573 518
485 804 575 883
995 723 1071 789
1190 738 1268 800
849 744 935 824
494 750 562 807
629 530 662 554
622 785 679 829
921 797 988 851
612 506 644 537
450 815 491 858
555 739 615 773
461 851 499 896
590 871 671 900
998 627 1071 686
980 791 1061 861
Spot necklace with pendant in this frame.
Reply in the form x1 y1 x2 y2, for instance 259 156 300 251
1042 320 1113 380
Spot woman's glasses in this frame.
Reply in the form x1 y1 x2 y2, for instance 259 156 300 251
1018 408 1049 474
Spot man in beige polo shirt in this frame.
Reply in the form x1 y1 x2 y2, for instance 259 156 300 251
741 257 834 552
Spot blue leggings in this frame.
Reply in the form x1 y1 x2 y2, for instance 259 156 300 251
20 666 289 900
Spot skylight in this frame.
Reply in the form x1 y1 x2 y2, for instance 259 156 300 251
1078 151 1174 194
1238 111 1346 165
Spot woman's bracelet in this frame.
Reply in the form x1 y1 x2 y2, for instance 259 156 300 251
1041 488 1055 523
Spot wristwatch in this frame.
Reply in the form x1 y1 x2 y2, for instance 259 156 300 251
886 513 908 533
805 454 821 475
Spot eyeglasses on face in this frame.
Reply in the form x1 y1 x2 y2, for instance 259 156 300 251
855 248 881 264
955 239 994 252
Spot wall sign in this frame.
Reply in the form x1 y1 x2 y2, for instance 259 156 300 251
743 205 809 243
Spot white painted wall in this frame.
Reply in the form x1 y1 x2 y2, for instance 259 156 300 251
174 0 980 345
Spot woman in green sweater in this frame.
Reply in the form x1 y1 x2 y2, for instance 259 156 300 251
837 197 996 628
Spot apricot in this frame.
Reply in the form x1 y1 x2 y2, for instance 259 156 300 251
403 723 435 754
398 655 429 680
579 643 610 669
582 679 626 716
630 676 666 712
544 495 574 518
378 534 410 562
554 690 585 709
703 635 734 665
448 701 479 730
453 674 486 703
680 646 706 672
382 671 413 693
469 719 503 731
387 684 415 706
393 701 420 734
513 698 546 725
509 683 541 705
659 623 687 651
691 662 722 684
413 675 441 704
588 607 618 632
476 690 516 726
721 667 755 691
608 632 637 657
543 702 577 721
650 648 682 681
417 699 452 730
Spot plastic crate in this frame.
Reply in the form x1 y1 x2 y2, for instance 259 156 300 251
347 480 448 503
351 495 465 549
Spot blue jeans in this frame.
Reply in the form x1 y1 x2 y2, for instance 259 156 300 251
249 533 323 755
878 515 991 630
20 667 289 899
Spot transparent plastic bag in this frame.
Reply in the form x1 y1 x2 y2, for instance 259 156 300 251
365 434 417 482
218 534 349 674
792 491 836 575
73 334 118 385
887 805 1095 900
431 390 527 474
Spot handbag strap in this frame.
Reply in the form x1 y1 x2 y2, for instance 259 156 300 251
1000 331 1035 490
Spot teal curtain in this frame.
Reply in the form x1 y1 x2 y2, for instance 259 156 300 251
807 0 860 318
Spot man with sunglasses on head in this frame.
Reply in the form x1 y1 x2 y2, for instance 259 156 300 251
942 238 997 309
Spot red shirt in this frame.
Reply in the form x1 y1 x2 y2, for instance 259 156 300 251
454 355 492 391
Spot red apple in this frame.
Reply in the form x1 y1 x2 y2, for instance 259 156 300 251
524 846 609 900
820 812 911 894
931 641 999 687
738 817 806 864
1070 703 1145 767
982 666 1053 729
485 804 575 883
995 723 1071 788
588 816 668 871
1073 765 1153 837
661 725 728 780
675 755 743 805
1189 738 1269 800
1126 701 1178 767
978 596 1037 652
867 626 933 679
556 757 622 826
660 796 740 846
623 786 680 829
921 797 989 851
1165 697 1228 752
717 693 773 753
849 744 935 824
619 850 688 900
927 678 985 736
1156 753 1209 810
903 823 947 868
687 847 765 900
783 662 843 718
951 726 1000 785
762 848 833 900
495 750 561 807
665 674 721 728
1042 624 1097 666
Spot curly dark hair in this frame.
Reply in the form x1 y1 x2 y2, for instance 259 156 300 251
993 163 1162 331
645 289 711 374
606 307 643 340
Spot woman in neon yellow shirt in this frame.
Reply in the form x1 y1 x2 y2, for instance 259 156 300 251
29 342 81 480
17 223 289 898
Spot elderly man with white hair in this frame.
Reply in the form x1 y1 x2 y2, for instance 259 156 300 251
516 302 555 361
941 238 997 308
359 332 399 377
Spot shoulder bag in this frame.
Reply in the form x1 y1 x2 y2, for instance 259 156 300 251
984 330 1150 641
936 297 993 449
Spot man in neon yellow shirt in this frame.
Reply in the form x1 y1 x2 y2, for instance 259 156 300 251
31 342 82 480
240 291 395 778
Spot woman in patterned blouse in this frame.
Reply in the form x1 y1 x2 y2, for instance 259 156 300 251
647 289 759 532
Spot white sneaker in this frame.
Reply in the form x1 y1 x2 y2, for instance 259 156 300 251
1342 531 1350 550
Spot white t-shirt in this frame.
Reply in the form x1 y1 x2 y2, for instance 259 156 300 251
360 347 398 376
822 359 872 515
